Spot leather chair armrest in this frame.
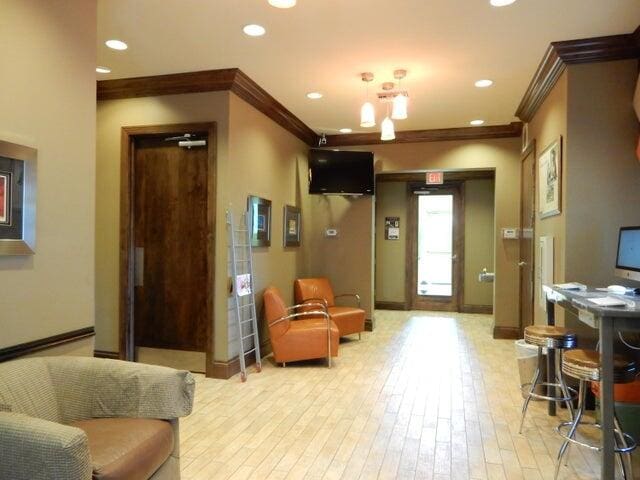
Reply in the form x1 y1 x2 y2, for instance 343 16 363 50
334 293 361 308
0 412 92 480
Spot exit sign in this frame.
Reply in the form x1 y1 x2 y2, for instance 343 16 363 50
426 171 444 185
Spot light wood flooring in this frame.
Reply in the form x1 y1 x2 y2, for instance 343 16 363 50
179 310 636 479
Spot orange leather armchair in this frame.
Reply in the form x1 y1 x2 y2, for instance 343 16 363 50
294 278 366 338
264 286 339 367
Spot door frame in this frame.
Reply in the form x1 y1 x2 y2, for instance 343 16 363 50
119 122 217 377
406 182 465 311
519 140 536 333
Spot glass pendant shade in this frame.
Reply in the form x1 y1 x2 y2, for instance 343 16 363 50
391 93 408 120
380 116 395 141
360 102 376 128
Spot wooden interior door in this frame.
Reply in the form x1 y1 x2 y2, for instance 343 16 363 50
519 143 536 330
133 136 209 352
408 184 464 311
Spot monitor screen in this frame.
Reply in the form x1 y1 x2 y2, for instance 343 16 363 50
615 227 640 281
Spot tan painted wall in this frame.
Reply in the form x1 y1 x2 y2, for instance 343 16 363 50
374 179 495 307
463 179 495 307
315 138 521 328
226 93 310 358
0 0 97 349
374 182 407 303
95 91 230 358
95 91 311 361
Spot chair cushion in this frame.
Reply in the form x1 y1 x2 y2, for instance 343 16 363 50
328 306 366 336
295 278 336 308
272 318 340 363
70 418 173 480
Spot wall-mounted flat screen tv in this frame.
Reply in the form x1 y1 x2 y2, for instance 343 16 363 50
308 149 374 195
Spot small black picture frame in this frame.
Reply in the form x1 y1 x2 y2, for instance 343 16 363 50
283 205 301 247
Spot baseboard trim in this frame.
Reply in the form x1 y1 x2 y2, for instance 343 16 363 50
0 327 95 363
210 340 271 380
365 318 374 332
493 325 521 340
94 350 120 360
374 301 407 311
461 304 493 314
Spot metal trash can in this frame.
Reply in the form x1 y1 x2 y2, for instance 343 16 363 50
515 339 547 400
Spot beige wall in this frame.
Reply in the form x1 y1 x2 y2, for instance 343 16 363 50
463 179 495 307
0 0 97 349
95 91 230 358
226 93 310 358
528 71 568 325
317 138 521 329
374 182 407 303
373 179 495 308
95 91 310 362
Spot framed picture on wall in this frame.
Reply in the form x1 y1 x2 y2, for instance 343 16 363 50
538 137 562 219
247 195 271 247
0 140 37 255
283 205 301 247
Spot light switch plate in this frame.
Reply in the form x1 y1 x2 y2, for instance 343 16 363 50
502 228 519 239
325 229 338 237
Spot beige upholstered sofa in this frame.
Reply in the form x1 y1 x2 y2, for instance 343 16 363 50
0 356 195 480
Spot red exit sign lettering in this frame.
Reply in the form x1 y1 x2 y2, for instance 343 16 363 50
426 171 444 185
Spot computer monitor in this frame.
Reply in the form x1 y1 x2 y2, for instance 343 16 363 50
615 226 640 282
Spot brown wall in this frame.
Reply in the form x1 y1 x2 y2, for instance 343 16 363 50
0 0 97 352
463 179 495 307
96 91 311 362
374 179 495 308
316 138 521 329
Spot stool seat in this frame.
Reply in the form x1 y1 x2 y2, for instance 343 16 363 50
563 349 636 383
524 325 577 349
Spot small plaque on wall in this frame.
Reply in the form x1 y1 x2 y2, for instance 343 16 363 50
385 217 400 240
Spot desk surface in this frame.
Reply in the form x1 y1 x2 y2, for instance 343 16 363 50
546 286 640 318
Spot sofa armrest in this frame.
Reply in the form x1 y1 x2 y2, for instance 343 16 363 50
45 357 195 421
334 293 361 308
0 412 91 480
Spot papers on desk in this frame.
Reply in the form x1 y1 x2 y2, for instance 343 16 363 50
554 282 587 291
587 296 629 307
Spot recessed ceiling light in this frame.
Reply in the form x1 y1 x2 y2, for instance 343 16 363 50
243 24 266 37
474 79 493 88
470 120 485 126
339 128 352 134
490 0 517 6
96 66 111 74
306 92 323 99
105 39 128 50
268 0 296 7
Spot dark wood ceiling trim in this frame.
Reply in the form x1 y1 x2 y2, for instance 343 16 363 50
516 29 640 122
230 70 318 146
324 122 522 147
97 68 237 101
98 68 318 146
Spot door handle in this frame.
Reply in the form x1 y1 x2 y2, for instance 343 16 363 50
135 247 144 286
518 261 527 267
451 254 458 260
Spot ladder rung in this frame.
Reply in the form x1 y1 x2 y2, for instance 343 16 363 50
243 348 256 355
240 319 253 325
235 229 248 232
242 333 256 340
238 303 254 309
235 244 250 247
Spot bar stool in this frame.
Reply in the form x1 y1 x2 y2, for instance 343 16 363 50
555 349 637 480
519 325 577 434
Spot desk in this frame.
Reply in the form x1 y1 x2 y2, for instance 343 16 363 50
545 286 640 479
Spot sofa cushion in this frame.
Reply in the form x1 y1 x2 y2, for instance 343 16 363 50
328 306 366 336
70 418 173 480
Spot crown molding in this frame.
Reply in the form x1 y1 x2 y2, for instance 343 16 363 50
323 122 522 147
97 68 318 146
516 29 640 122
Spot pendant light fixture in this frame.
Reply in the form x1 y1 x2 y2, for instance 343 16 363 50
360 72 376 128
380 102 395 141
391 69 408 120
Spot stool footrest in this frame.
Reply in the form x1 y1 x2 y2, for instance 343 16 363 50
556 421 637 454
520 382 577 403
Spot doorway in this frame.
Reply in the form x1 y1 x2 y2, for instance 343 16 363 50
119 123 216 376
519 142 536 330
407 184 464 311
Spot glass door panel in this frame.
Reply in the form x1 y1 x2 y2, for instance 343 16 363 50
417 194 453 297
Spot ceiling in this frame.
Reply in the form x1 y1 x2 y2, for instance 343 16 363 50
97 0 640 135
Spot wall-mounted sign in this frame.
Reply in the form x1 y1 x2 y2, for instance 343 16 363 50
426 171 444 185
385 217 400 240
